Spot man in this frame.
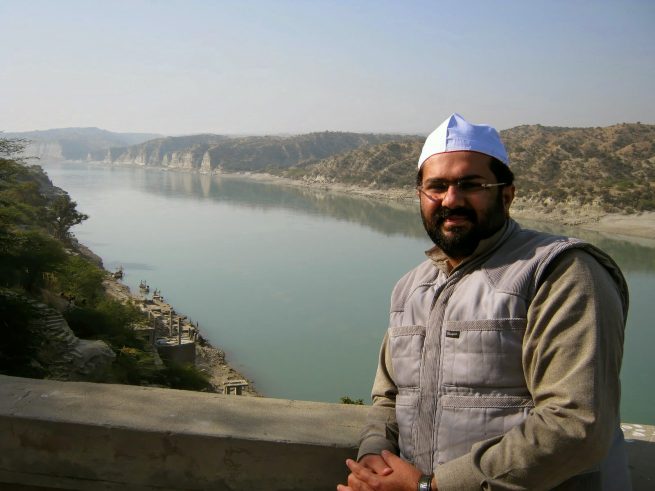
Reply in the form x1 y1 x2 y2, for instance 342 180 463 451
338 114 630 491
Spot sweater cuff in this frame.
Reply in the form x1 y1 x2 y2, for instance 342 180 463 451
434 453 483 490
357 436 398 461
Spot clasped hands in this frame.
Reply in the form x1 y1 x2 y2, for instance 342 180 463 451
337 450 433 491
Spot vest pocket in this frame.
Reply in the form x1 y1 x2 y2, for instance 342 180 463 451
441 318 527 388
436 390 534 464
388 325 426 388
396 389 420 463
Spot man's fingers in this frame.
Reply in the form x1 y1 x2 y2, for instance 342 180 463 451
380 449 405 469
359 454 393 476
346 459 379 488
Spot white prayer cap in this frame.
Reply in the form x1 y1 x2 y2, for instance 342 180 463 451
417 113 509 169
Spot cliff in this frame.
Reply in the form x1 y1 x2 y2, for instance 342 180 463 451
93 131 412 171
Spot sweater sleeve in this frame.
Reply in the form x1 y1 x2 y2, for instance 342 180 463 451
357 331 400 460
434 249 626 490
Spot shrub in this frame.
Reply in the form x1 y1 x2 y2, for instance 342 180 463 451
64 299 144 348
160 360 212 391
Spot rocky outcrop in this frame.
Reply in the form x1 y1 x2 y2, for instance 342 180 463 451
26 300 115 381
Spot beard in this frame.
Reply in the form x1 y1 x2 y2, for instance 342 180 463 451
421 192 507 260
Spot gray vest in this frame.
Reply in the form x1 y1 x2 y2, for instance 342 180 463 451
388 220 630 489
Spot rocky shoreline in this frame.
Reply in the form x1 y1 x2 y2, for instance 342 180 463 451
98 263 259 397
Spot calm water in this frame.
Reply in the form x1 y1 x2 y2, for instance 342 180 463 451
42 162 654 424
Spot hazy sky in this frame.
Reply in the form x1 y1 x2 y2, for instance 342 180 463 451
1 1 653 135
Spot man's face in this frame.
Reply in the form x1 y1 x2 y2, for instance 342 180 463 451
418 151 515 263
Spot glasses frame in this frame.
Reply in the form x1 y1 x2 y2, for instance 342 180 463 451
417 181 506 203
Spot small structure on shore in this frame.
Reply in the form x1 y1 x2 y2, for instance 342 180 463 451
224 380 249 395
138 289 199 365
112 266 124 279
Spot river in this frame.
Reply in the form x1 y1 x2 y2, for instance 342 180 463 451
42 162 654 425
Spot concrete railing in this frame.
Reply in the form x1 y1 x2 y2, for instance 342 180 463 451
0 375 653 490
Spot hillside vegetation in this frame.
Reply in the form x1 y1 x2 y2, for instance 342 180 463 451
0 139 209 390
274 123 655 213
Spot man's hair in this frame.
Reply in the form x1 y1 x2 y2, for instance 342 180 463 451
489 157 515 186
415 156 515 187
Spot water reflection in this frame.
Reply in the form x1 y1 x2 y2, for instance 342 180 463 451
143 169 655 272
69 163 655 271
138 169 426 239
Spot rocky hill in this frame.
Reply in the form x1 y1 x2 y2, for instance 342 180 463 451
5 127 162 161
502 123 655 211
92 131 412 171
276 123 655 213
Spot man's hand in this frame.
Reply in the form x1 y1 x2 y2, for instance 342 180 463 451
337 450 431 491
359 454 393 476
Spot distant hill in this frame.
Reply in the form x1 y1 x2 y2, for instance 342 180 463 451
93 131 412 171
275 123 655 213
7 123 654 213
4 127 162 161
502 123 655 211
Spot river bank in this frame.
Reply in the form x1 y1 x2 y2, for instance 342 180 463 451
236 171 655 241
96 259 259 397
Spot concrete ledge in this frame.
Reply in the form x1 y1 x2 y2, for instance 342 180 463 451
0 375 653 490
0 375 366 490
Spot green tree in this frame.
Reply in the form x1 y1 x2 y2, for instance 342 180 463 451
9 230 67 292
49 194 89 242
55 255 105 305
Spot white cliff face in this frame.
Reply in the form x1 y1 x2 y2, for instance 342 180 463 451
108 147 207 169
24 141 64 161
200 151 213 173
167 150 204 169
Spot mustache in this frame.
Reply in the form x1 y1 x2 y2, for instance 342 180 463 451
434 206 477 222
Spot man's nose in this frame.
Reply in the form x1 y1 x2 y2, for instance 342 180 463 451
440 184 465 208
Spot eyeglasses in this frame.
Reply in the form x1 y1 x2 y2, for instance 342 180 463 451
417 180 506 202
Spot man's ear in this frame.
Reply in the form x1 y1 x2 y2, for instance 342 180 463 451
503 185 515 217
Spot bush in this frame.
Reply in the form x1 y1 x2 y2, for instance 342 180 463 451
340 396 364 405
160 360 212 391
111 347 161 385
64 299 145 348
